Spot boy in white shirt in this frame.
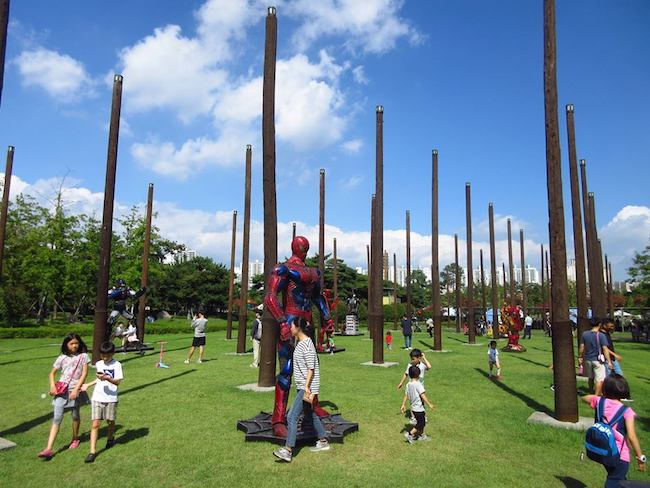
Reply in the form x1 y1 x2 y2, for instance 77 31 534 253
81 341 123 463
401 365 435 443
488 340 501 379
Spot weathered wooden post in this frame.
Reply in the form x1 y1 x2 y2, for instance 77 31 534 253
237 145 252 353
136 183 154 341
0 0 9 106
544 0 578 421
489 204 498 337
227 210 238 342
566 105 589 345
0 145 14 279
454 233 461 333
541 244 546 313
480 249 487 321
502 263 507 303
519 229 527 313
507 219 515 305
93 74 123 363
368 203 374 340
465 183 475 343
371 105 384 363
431 150 442 350
318 168 325 341
259 6 278 387
292 222 296 240
607 262 614 318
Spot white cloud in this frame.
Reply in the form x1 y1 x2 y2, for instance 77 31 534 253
286 0 423 54
599 205 650 279
352 65 368 84
342 138 363 153
1 173 30 199
14 48 95 102
340 175 363 190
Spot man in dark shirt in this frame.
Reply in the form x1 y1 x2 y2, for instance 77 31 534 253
401 315 413 349
600 317 624 377
578 320 612 395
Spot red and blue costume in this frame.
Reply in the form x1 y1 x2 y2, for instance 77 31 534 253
264 236 333 437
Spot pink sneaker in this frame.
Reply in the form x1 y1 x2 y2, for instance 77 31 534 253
69 439 80 449
37 448 54 458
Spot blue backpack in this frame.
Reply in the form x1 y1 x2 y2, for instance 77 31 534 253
585 397 627 466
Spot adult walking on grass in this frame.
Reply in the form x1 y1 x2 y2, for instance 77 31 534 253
273 318 330 463
579 320 612 396
600 317 625 379
184 311 207 364
250 311 262 368
401 314 413 349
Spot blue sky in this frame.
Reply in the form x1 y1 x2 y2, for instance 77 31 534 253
0 0 648 281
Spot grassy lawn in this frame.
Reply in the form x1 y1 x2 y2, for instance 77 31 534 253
1 327 648 488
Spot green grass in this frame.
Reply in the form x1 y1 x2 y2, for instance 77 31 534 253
1 328 648 487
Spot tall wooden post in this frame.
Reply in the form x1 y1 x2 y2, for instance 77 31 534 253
566 106 589 345
502 263 507 303
581 160 605 320
136 183 154 341
546 249 552 323
333 238 338 329
605 254 610 316
237 145 252 353
489 204 499 337
541 244 546 312
480 249 487 320
465 183 475 343
368 204 374 340
519 229 527 313
259 6 278 387
0 0 9 106
454 233 461 333
588 193 607 319
607 262 614 318
318 168 326 341
507 218 515 305
371 105 384 363
406 210 412 318
0 145 14 279
92 75 123 363
292 222 296 240
393 253 398 330
544 0 578 421
227 210 237 342
431 150 442 350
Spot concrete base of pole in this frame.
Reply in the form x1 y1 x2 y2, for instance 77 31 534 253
224 352 252 356
237 383 275 392
527 411 593 431
462 342 486 346
361 361 398 368
0 438 17 451
431 349 452 353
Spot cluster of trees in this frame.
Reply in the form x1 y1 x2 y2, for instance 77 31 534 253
628 242 650 308
0 194 230 325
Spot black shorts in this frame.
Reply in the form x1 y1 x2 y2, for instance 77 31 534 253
192 336 206 347
413 410 426 433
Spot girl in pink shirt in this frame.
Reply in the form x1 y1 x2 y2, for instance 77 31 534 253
582 374 646 487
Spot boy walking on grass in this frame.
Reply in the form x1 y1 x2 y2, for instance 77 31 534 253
81 341 123 463
273 318 330 463
488 340 501 379
401 365 434 443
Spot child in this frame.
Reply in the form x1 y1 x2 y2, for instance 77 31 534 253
582 374 646 487
184 311 207 364
38 333 91 459
385 330 392 350
396 348 431 390
81 341 123 463
401 365 435 443
488 340 501 379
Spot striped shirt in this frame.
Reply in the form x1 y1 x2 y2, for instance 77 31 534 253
293 337 320 394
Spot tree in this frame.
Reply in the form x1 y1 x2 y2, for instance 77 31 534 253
628 242 650 306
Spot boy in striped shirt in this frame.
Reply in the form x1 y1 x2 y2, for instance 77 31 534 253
273 318 330 462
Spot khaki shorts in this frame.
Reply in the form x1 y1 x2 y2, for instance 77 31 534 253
91 401 118 421
584 360 606 383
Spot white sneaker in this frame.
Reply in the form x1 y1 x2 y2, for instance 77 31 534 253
310 439 330 452
183 359 189 364
404 432 415 444
197 359 203 364
273 447 292 462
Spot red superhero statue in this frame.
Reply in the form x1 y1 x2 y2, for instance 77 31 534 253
264 236 333 437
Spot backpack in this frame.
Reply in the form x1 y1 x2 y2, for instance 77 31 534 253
585 397 627 466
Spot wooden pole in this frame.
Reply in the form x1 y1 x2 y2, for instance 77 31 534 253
507 218 515 305
480 249 487 321
519 229 527 313
237 145 252 353
502 263 507 303
454 233 461 333
489 204 498 338
431 150 442 350
0 0 9 106
136 183 154 341
259 6 278 387
368 203 374 340
607 262 614 318
0 145 14 279
588 193 607 319
371 105 384 363
541 244 546 312
544 0 578 421
292 222 296 240
318 168 325 341
566 105 589 346
406 210 412 318
92 75 123 363
333 238 338 329
227 210 238 343
465 183 475 343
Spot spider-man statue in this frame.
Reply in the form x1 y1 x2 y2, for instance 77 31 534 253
264 236 333 438
106 279 145 340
